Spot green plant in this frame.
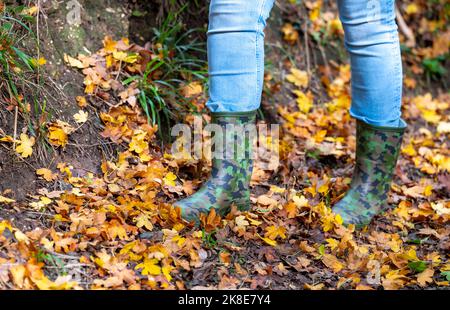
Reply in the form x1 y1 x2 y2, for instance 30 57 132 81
35 248 67 276
132 3 208 141
408 260 428 273
201 229 218 248
422 56 447 80
0 3 46 138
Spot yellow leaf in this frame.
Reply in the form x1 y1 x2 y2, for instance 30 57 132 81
281 23 299 44
0 135 15 143
403 248 419 261
135 258 161 276
107 220 128 240
257 233 277 246
235 215 249 228
423 185 433 197
14 230 29 244
402 143 417 157
129 130 148 154
73 110 88 123
103 36 117 53
162 265 173 282
334 214 343 225
163 172 177 187
10 265 26 288
314 130 328 144
0 195 15 204
326 238 339 251
405 3 419 15
31 57 47 67
108 183 121 193
270 185 285 193
180 82 203 97
135 213 153 231
23 6 39 15
64 54 86 69
293 90 313 113
422 110 441 124
286 68 309 88
36 168 58 182
48 127 68 147
47 121 73 147
15 133 35 158
0 220 13 234
113 51 138 63
264 225 286 240
293 195 308 208
76 96 88 108
417 268 434 287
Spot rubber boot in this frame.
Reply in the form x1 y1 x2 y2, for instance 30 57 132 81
333 119 407 228
174 111 256 223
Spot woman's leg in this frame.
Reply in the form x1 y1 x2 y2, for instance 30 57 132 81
338 0 403 127
175 0 275 223
206 0 275 112
333 0 407 227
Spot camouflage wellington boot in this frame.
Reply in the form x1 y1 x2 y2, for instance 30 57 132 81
174 111 257 223
333 119 407 228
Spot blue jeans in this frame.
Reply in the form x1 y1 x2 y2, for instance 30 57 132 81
206 0 403 127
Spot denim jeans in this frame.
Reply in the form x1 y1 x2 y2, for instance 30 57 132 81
206 0 403 127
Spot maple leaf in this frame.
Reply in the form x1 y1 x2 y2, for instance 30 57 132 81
163 172 177 187
134 213 154 231
64 54 86 69
129 130 148 154
180 81 203 98
36 168 58 182
234 215 249 229
47 121 73 147
264 225 287 240
417 268 434 287
73 110 88 123
286 68 309 88
322 254 344 273
106 220 128 240
293 90 313 113
135 258 161 276
15 133 35 158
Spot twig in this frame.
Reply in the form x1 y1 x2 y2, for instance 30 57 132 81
318 44 331 81
36 0 41 93
13 106 18 150
395 4 416 48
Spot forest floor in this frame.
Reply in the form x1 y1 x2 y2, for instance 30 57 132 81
0 1 449 290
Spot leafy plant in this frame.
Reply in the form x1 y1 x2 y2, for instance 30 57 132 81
135 3 208 141
35 249 67 276
408 260 428 273
201 229 218 248
0 3 46 138
422 56 447 80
